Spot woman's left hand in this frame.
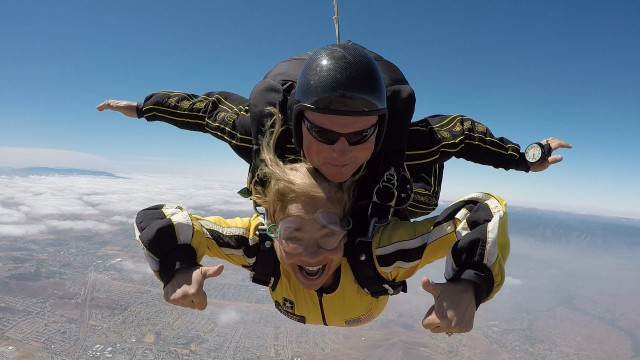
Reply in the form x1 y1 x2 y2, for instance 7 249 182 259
420 277 477 336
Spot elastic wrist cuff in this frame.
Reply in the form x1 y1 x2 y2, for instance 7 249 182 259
136 102 144 118
458 265 494 308
158 244 200 287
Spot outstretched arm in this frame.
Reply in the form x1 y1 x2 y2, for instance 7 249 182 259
134 205 262 302
381 192 509 335
97 91 254 163
407 115 572 172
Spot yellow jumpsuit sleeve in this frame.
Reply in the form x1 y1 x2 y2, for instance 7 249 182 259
135 204 263 285
372 192 509 305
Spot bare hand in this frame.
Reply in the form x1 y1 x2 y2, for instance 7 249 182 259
163 265 224 310
529 137 573 172
96 99 139 118
421 277 476 335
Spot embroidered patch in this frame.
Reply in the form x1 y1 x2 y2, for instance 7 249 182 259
344 309 375 327
282 297 295 312
275 299 306 324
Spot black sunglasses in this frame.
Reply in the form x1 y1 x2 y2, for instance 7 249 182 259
302 117 378 146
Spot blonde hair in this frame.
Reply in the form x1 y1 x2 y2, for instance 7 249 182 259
251 109 355 224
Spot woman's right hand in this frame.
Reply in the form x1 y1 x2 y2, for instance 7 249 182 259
162 265 225 311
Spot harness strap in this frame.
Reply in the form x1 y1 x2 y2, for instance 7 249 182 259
347 236 407 297
367 167 397 234
249 226 278 288
367 165 413 236
360 165 411 295
365 82 415 228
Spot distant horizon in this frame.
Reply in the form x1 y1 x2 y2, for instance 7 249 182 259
2 166 639 223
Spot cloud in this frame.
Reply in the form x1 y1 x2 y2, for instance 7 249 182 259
45 219 117 232
109 215 133 224
0 173 252 239
0 223 48 237
504 276 523 286
115 259 154 280
215 307 241 326
0 207 27 224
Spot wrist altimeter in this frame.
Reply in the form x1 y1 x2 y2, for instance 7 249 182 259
524 142 552 164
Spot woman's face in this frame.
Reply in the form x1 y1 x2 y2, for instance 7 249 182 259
273 201 347 291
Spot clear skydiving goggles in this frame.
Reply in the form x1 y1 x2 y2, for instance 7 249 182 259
266 211 352 254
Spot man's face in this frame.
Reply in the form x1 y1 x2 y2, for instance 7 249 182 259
301 111 378 183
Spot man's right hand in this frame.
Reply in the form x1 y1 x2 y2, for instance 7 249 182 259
96 99 139 118
163 265 225 311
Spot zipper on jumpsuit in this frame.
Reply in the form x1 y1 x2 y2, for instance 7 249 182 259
316 292 328 326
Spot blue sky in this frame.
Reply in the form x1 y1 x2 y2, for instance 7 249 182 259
1 0 639 219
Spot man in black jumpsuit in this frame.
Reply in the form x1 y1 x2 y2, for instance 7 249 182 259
97 41 570 221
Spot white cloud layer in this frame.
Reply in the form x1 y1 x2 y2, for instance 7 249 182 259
0 173 252 239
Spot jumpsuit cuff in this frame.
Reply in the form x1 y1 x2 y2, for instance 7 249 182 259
159 244 201 287
457 265 494 309
517 156 531 172
136 102 144 119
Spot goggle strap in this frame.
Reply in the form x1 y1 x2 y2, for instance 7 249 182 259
266 223 278 239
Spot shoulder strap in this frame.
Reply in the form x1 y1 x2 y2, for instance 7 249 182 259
366 82 416 232
249 226 280 290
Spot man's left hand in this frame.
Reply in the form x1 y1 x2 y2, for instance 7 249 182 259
529 137 573 172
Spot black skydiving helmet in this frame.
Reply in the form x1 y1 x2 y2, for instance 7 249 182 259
290 43 388 152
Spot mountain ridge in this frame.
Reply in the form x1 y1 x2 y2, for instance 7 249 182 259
0 166 122 178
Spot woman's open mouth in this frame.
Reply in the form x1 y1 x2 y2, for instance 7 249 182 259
298 264 326 279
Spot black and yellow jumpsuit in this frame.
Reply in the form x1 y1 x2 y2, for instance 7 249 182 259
135 193 510 327
132 41 530 244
